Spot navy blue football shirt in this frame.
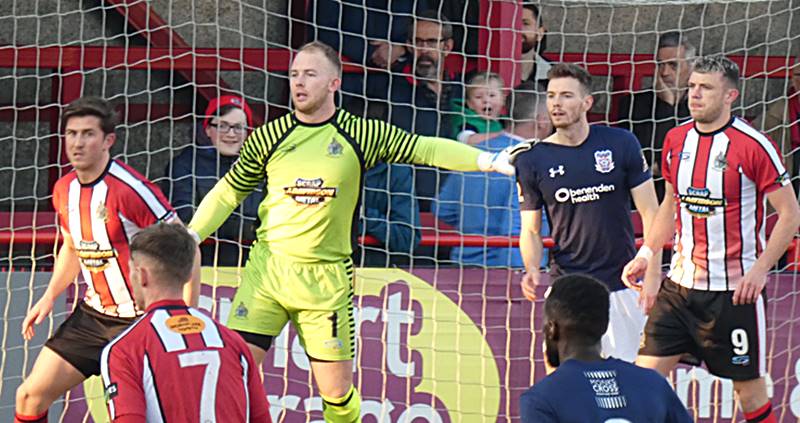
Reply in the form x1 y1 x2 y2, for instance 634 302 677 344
514 125 651 291
519 358 692 423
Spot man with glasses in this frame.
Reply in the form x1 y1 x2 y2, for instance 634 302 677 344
164 95 264 266
381 10 463 212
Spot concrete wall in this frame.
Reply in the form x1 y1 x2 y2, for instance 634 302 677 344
0 0 797 209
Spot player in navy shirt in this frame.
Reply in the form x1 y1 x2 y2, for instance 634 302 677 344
513 63 662 363
519 274 692 423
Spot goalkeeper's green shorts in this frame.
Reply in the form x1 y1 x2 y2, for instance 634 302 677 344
226 243 355 361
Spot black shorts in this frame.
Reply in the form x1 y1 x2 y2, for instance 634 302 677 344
639 279 767 381
45 302 137 377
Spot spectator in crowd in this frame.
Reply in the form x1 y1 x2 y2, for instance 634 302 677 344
617 32 693 200
520 3 551 90
164 96 262 267
754 55 800 192
519 274 693 422
451 72 506 145
309 0 429 112
357 162 421 267
435 84 551 268
383 10 463 211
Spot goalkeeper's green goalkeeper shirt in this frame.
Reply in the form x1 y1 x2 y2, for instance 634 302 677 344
189 108 483 263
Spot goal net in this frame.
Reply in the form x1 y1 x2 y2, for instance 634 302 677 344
0 0 798 421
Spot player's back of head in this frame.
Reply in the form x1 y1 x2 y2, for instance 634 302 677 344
545 274 610 343
130 223 195 289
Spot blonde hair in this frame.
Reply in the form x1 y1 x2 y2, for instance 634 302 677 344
465 72 505 98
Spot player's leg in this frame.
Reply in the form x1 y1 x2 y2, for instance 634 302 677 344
702 292 773 422
601 288 648 362
292 259 360 423
15 347 86 421
637 279 695 376
226 247 291 367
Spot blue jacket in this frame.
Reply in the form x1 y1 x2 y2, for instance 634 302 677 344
163 131 263 266
357 162 421 266
434 133 549 268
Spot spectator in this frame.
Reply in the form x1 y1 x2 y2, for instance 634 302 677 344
451 72 506 145
382 10 463 211
309 0 429 111
435 85 551 268
520 3 551 90
163 96 262 267
357 162 421 267
617 32 693 200
754 55 800 192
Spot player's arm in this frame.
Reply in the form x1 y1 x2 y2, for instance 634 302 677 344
519 391 559 423
622 182 676 288
630 179 663 313
734 183 800 305
102 347 147 422
188 127 268 242
371 121 514 175
519 209 544 301
22 230 80 340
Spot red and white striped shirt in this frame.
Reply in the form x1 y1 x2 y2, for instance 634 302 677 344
100 300 271 423
662 117 789 291
52 159 175 317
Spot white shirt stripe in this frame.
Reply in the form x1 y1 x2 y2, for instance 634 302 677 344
143 354 166 422
89 182 136 317
189 308 225 349
740 170 758 277
150 309 188 352
705 133 730 290
671 129 699 289
109 161 170 220
67 179 98 307
241 355 250 422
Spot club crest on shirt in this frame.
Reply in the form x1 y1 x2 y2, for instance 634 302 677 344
594 150 614 173
95 203 109 223
235 302 248 319
165 315 206 335
327 138 343 157
713 152 728 171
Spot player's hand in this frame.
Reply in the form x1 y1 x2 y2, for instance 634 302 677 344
638 273 660 314
621 257 649 290
477 146 515 176
21 295 55 341
733 265 768 305
521 271 541 301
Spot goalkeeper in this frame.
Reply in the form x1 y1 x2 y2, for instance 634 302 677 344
188 40 514 423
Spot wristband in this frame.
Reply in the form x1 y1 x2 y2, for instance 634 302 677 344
635 245 654 261
186 227 202 245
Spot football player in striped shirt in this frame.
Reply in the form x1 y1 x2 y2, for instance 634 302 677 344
623 55 800 423
520 274 692 423
187 41 515 422
14 97 200 423
101 223 270 422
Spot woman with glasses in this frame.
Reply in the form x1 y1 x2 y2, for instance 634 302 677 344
164 95 263 267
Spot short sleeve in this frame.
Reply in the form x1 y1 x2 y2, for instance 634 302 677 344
52 182 70 236
514 154 544 211
125 179 177 228
519 389 559 423
622 129 652 189
741 133 790 194
661 129 676 185
102 345 147 421
661 379 693 422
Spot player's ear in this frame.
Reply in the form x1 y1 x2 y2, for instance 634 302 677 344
725 87 740 106
583 94 594 112
544 320 559 342
103 132 116 149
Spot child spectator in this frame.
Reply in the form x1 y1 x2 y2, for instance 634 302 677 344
451 72 507 145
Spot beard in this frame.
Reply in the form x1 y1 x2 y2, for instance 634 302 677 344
691 102 723 124
522 38 536 54
414 55 439 79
